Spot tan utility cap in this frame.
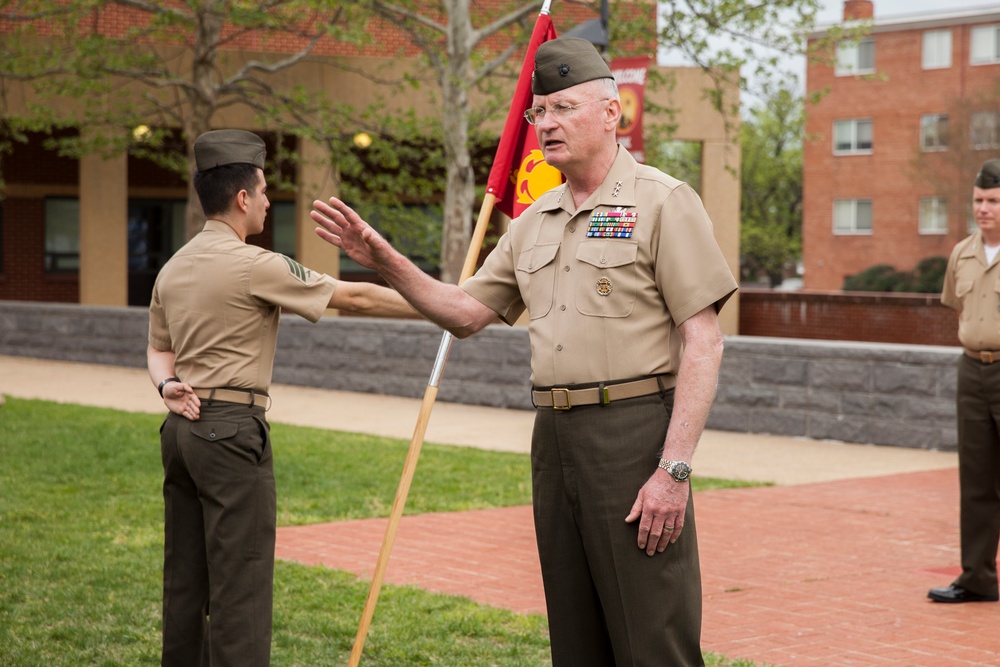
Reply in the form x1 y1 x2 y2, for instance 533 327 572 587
531 37 613 95
194 129 266 171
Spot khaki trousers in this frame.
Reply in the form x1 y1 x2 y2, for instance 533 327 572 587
160 401 275 667
530 389 704 667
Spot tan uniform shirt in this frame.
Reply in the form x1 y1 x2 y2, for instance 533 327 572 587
148 220 337 391
462 147 737 386
942 230 1000 351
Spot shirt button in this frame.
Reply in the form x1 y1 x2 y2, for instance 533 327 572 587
556 344 563 351
564 266 570 272
560 304 566 311
568 226 576 233
600 257 607 264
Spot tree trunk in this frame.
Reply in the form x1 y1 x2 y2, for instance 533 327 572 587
438 0 475 285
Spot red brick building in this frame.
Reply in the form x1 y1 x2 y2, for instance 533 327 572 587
803 0 1000 290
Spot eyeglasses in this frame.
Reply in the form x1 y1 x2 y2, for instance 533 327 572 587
523 99 610 125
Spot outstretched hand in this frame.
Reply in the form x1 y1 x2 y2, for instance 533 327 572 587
312 198 391 271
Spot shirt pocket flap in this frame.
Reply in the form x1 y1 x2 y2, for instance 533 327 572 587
576 241 638 269
191 421 239 443
516 243 560 274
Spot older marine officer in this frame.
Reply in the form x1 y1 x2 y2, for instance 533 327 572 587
147 129 414 666
932 159 1000 605
312 37 737 667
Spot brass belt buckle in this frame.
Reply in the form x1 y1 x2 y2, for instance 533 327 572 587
982 351 995 364
551 388 572 410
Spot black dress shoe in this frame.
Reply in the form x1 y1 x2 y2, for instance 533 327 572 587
927 584 999 603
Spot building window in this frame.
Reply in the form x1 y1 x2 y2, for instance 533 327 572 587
921 114 949 151
922 30 952 69
833 119 873 154
835 38 875 76
833 199 873 235
971 25 1000 64
270 201 297 260
44 197 80 272
971 112 1000 149
919 197 948 235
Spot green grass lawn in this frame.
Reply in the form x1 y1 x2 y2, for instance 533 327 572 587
0 397 765 666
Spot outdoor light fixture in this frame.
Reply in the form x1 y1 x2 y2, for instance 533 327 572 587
352 132 372 149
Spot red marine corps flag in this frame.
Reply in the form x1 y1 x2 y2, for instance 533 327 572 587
485 2 560 219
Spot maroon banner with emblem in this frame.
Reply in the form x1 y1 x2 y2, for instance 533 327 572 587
611 56 651 164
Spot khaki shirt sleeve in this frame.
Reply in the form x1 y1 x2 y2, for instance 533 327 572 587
654 184 737 325
461 232 526 325
147 281 172 351
248 252 338 323
941 242 962 311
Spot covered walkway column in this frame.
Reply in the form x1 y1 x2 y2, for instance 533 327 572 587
296 136 340 298
701 140 741 335
79 132 128 306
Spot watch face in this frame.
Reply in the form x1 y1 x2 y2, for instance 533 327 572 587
671 462 691 481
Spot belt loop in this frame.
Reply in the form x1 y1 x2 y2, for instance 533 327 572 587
249 390 256 408
656 375 667 397
208 388 216 402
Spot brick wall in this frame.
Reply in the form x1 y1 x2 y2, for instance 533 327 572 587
803 16 1000 290
738 288 960 346
0 300 962 451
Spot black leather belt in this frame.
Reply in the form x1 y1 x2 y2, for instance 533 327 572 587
964 349 1000 364
532 376 674 410
193 387 270 408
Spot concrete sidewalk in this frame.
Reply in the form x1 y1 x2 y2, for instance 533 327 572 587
0 354 958 485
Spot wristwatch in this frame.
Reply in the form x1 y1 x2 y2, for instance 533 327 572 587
658 459 692 482
158 376 180 397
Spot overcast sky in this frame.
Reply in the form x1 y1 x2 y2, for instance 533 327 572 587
815 1 1000 23
656 1 1000 105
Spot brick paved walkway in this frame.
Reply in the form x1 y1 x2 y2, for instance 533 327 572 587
277 469 1000 666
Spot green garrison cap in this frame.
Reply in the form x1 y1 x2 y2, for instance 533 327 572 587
975 159 1000 189
531 37 613 95
194 129 266 171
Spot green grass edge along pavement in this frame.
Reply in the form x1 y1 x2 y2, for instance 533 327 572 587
0 397 766 666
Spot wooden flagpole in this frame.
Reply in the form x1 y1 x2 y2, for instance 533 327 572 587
346 192 497 666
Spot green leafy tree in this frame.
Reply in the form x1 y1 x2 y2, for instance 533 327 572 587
0 0 379 240
739 75 803 287
1 0 836 282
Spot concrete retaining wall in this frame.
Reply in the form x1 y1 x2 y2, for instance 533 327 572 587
0 301 961 451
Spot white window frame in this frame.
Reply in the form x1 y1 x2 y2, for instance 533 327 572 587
919 197 948 235
971 25 1000 65
833 199 873 235
833 119 873 155
920 114 949 151
971 112 1000 150
922 29 952 69
835 38 875 76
